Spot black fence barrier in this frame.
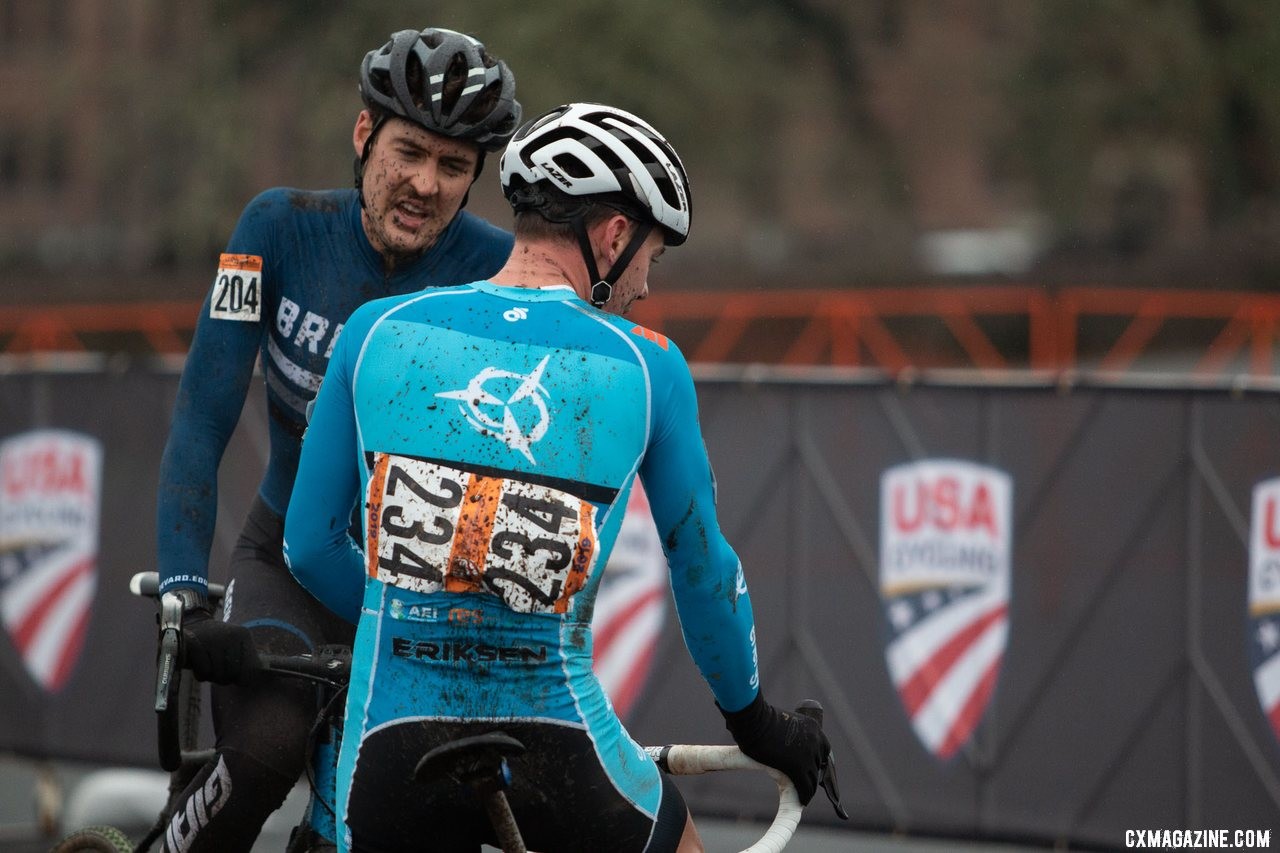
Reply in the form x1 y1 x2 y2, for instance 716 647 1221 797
2 362 1279 847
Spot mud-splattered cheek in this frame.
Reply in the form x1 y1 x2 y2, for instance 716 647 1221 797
365 162 391 206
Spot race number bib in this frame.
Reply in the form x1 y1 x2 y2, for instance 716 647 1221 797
209 254 263 321
366 454 598 614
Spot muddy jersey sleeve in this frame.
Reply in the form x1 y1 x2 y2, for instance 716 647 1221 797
156 193 275 594
282 303 372 623
639 344 760 712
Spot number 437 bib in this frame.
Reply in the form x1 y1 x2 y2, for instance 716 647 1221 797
366 453 599 615
209 254 263 321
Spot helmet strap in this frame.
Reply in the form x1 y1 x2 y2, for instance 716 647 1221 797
458 151 485 211
572 216 654 309
353 114 390 211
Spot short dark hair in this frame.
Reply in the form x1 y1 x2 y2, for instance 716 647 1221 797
512 201 621 243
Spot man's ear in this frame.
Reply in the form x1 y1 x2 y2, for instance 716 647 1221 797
353 110 375 158
603 214 635 263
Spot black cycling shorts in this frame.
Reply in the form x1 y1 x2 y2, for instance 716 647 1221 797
344 720 689 853
211 494 355 776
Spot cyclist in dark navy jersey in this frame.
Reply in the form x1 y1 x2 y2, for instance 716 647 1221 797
154 27 520 852
285 103 832 853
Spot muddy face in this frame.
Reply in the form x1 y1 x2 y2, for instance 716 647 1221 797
606 227 664 316
356 115 479 264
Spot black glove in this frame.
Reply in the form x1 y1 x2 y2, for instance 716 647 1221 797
719 691 831 805
181 606 260 685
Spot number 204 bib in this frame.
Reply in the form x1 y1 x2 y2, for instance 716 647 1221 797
209 254 263 321
365 453 599 614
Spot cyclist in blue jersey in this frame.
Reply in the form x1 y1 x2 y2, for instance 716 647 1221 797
284 103 833 853
153 27 520 852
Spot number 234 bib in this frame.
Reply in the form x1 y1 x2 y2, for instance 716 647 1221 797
365 453 599 614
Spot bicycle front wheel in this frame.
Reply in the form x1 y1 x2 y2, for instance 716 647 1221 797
50 824 134 853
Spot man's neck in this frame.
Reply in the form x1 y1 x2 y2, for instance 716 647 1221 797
489 239 589 300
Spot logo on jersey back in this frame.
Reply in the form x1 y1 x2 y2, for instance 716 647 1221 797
436 355 552 465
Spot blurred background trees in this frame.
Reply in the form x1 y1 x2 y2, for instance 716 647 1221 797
2 0 1280 301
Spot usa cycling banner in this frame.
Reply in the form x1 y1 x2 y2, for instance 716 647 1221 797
0 429 103 693
5 371 1280 843
1248 478 1280 745
591 483 667 722
879 459 1011 760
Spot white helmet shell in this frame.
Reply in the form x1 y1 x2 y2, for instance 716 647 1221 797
500 103 692 245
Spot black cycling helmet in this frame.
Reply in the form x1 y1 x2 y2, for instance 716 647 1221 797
354 28 520 208
359 27 521 152
499 103 691 309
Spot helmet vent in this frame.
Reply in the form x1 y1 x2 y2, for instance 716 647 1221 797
647 165 680 210
358 28 521 152
552 153 593 180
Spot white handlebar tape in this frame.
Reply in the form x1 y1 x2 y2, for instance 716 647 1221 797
660 745 802 853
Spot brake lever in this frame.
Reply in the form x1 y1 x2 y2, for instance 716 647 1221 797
155 592 185 772
818 747 849 819
795 700 850 820
155 592 183 713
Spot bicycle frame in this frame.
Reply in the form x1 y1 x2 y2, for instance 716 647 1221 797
259 648 351 853
142 573 349 853
56 572 842 853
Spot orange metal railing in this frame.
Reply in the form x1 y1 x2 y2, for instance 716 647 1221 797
3 287 1280 377
1053 288 1280 376
627 287 1057 372
0 301 196 355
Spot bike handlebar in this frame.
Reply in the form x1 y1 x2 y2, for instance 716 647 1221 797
258 651 352 684
129 571 226 605
651 744 801 853
134 571 350 770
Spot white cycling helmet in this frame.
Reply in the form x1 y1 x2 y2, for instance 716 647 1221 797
500 103 691 246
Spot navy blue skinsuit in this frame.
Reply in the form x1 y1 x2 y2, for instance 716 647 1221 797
158 187 512 596
154 186 512 853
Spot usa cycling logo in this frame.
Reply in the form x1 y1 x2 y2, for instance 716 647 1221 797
436 355 551 465
880 459 1011 760
1247 477 1280 747
0 430 103 693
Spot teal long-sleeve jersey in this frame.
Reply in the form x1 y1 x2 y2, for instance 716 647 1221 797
285 279 760 710
284 281 761 822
